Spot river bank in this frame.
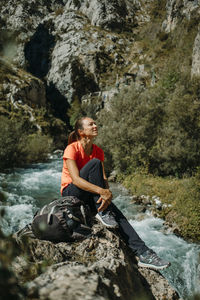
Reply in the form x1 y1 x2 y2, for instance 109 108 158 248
120 172 200 244
0 157 200 299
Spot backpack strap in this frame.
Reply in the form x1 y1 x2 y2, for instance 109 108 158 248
47 205 57 225
40 204 47 215
80 205 87 226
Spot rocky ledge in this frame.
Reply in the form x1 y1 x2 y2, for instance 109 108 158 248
14 221 180 300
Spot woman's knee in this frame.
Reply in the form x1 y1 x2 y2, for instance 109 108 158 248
91 158 101 164
80 158 103 179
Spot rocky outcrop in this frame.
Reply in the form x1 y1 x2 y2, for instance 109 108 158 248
14 222 180 300
161 1 200 79
64 0 129 29
0 0 138 105
162 0 200 33
0 0 200 110
191 27 200 77
0 59 46 108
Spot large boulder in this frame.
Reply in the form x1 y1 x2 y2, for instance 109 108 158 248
14 222 180 300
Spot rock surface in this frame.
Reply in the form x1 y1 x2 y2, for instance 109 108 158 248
162 0 200 33
192 27 200 77
0 0 136 104
0 0 200 112
0 59 46 108
1 0 199 112
14 222 180 300
64 0 129 29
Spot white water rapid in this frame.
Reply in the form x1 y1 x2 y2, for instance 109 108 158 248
0 156 199 299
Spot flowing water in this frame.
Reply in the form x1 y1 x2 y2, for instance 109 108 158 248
0 155 199 299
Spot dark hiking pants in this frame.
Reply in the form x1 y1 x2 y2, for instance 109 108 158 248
62 158 148 255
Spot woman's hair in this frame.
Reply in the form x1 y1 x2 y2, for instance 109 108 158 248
68 117 87 145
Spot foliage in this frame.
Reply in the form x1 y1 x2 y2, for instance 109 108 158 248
0 220 49 298
0 116 53 170
67 97 84 128
0 226 26 299
122 172 200 242
21 133 53 163
97 72 200 177
34 107 68 149
67 96 100 128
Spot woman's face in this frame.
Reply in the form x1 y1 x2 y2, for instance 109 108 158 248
79 117 98 138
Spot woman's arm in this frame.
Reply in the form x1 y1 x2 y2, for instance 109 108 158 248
66 159 112 211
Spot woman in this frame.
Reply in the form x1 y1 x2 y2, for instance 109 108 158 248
61 116 170 270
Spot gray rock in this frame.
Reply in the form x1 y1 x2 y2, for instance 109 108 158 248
191 27 200 77
0 0 140 105
162 0 200 33
64 0 129 30
15 223 180 300
0 58 46 108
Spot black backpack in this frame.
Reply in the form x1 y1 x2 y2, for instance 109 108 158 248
31 196 92 243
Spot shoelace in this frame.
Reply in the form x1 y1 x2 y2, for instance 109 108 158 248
148 251 163 263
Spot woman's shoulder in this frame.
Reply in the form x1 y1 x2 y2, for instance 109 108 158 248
64 141 79 154
66 141 79 149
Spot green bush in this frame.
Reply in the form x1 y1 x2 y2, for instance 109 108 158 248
20 133 53 164
0 116 53 170
96 84 165 174
122 172 200 242
97 73 200 177
67 97 83 128
0 224 26 299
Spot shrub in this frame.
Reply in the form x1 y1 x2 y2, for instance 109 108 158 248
0 116 26 169
96 84 166 175
0 228 25 299
97 73 200 177
0 116 53 170
122 173 200 242
149 78 200 176
20 133 53 164
67 97 83 128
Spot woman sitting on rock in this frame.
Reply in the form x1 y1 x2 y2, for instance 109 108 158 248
61 116 170 270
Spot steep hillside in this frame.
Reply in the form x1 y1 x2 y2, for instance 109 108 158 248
0 0 200 167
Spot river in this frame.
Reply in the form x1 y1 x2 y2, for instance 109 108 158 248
0 155 199 299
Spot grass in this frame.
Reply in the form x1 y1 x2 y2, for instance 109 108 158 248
121 172 200 243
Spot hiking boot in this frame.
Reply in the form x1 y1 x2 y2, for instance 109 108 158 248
138 249 170 270
96 210 118 228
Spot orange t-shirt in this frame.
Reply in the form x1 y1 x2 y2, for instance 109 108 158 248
60 141 104 194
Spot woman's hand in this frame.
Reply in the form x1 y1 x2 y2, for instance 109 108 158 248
97 189 112 212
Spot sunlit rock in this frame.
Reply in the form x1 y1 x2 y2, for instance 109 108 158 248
14 223 180 300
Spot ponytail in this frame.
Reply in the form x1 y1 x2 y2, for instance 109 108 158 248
68 130 78 145
68 117 87 145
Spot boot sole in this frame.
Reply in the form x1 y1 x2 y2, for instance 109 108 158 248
138 261 171 270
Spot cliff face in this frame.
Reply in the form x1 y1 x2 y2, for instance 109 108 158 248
1 0 200 122
13 222 179 300
162 0 200 77
0 0 136 105
163 0 200 33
